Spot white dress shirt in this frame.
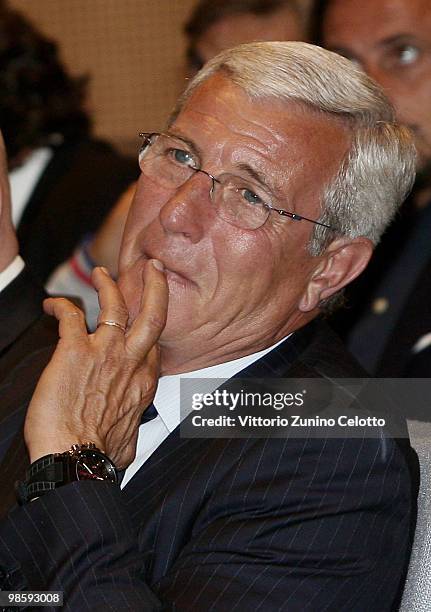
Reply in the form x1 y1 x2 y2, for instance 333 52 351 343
9 147 53 227
121 335 290 487
0 255 25 293
413 333 431 354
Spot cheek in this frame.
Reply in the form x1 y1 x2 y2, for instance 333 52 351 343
388 62 431 107
391 83 431 152
413 78 431 124
131 172 177 220
210 228 283 300
213 228 271 274
120 181 167 262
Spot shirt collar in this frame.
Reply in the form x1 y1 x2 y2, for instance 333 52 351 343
0 255 25 293
154 334 291 432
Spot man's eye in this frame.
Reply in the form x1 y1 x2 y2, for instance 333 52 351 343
241 189 264 206
171 148 196 167
397 44 419 65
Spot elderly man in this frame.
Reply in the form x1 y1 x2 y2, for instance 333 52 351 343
47 0 309 330
0 43 417 610
314 0 431 376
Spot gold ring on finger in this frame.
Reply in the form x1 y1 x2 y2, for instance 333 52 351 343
97 319 126 333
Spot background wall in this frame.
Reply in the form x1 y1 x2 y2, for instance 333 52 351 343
9 0 312 156
9 0 196 155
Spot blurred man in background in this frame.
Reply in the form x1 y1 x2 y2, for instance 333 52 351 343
314 0 431 377
185 0 308 75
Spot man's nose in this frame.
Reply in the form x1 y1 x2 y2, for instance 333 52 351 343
158 172 215 242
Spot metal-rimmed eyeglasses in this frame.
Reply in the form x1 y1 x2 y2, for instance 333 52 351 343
138 132 337 232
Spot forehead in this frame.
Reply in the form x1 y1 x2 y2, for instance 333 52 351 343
324 0 431 48
172 74 351 202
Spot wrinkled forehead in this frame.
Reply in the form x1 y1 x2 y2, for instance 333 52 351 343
171 73 352 209
175 72 352 145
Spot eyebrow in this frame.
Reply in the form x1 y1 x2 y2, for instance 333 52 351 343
165 130 279 200
329 33 418 60
235 162 276 196
165 130 203 160
378 33 419 49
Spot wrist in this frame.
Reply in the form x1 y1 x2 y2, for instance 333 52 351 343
27 435 106 464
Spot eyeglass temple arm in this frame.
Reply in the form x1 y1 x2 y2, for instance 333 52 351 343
275 208 334 231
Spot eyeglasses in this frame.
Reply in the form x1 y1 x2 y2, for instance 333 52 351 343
138 132 337 232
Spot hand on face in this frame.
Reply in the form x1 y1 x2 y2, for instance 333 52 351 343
24 261 168 469
117 76 355 373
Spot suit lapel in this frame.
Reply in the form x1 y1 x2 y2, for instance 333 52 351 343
15 144 69 247
0 269 46 358
0 343 56 517
0 433 27 519
233 320 317 379
0 272 57 515
122 322 319 500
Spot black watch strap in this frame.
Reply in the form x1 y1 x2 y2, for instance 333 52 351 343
15 444 117 505
15 455 63 504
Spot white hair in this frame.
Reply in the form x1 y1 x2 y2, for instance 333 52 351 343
174 41 416 250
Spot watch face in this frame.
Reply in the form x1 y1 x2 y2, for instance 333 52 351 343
75 450 117 483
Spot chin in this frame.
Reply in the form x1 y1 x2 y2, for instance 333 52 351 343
160 303 198 343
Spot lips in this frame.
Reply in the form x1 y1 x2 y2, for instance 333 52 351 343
164 267 191 287
142 248 196 289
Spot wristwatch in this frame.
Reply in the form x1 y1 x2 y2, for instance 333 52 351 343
15 443 118 504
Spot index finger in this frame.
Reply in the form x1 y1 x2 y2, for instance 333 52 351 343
125 259 168 357
92 267 129 338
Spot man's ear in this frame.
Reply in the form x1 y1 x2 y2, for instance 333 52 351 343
299 237 373 312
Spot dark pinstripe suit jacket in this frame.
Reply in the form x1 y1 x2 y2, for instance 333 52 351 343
0 321 418 611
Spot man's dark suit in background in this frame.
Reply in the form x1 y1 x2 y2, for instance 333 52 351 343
0 268 57 462
314 0 431 376
16 139 137 284
330 202 431 376
0 322 418 611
